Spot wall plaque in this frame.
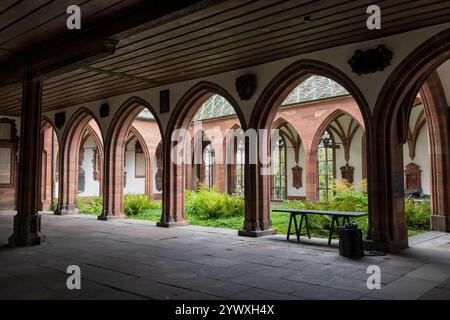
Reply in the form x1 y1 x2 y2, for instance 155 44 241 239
235 74 257 100
340 164 355 184
404 162 422 192
291 165 303 189
160 89 170 113
0 147 12 184
348 45 393 75
55 112 66 129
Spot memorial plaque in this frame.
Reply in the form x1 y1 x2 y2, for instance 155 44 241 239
0 147 12 184
0 123 11 140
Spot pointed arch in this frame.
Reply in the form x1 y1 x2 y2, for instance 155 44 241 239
161 81 245 226
128 125 152 197
39 117 60 211
56 108 103 215
100 96 163 219
244 59 370 236
373 28 450 251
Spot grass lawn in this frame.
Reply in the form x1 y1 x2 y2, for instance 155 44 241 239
130 208 426 238
76 195 429 238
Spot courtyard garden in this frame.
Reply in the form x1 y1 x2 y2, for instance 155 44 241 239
75 180 431 238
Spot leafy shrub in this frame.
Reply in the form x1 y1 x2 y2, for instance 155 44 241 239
124 194 161 216
76 197 103 215
278 183 430 237
185 185 244 220
50 201 58 212
405 199 431 230
328 192 368 212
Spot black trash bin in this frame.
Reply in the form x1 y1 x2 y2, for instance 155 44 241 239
338 223 364 257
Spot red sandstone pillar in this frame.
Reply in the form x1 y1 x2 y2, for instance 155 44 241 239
99 142 127 220
9 70 43 247
215 164 225 192
158 143 187 227
305 148 319 202
366 121 408 253
239 137 276 237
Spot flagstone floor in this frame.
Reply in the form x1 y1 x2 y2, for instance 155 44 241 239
1 211 449 300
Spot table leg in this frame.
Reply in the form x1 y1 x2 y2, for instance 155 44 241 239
287 213 293 241
294 214 300 242
305 214 311 239
328 216 336 245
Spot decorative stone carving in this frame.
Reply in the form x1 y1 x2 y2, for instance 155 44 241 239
100 103 110 118
348 45 393 75
340 164 354 183
160 89 170 113
405 162 422 192
55 112 66 129
291 165 302 189
235 74 257 100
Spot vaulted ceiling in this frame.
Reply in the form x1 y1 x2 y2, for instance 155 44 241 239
1 0 450 116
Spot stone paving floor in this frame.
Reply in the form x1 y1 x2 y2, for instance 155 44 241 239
0 211 450 300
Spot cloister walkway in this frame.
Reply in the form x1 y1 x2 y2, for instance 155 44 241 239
0 211 449 300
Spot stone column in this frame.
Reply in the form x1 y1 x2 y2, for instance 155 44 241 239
215 164 225 192
305 148 318 202
239 136 276 237
366 121 408 253
99 141 126 220
9 70 44 247
158 142 187 227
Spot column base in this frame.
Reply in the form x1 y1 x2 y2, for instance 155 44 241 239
157 220 189 228
98 214 127 221
431 214 449 232
363 238 408 253
238 228 277 237
54 209 78 216
8 214 44 247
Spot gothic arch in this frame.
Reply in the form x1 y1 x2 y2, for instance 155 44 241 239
243 59 371 236
224 123 244 195
39 117 60 211
128 126 152 197
373 28 450 251
100 96 163 219
309 109 363 201
83 124 105 195
161 81 245 226
56 108 103 215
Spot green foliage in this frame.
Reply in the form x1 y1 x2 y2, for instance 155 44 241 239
129 208 162 221
123 194 161 216
405 199 431 231
328 192 368 212
50 201 58 212
76 197 103 215
185 185 244 220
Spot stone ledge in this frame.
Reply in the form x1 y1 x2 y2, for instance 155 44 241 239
54 210 78 216
97 215 127 221
238 228 277 237
156 220 189 228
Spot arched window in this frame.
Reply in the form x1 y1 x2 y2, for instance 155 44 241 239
272 137 286 200
318 130 336 201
